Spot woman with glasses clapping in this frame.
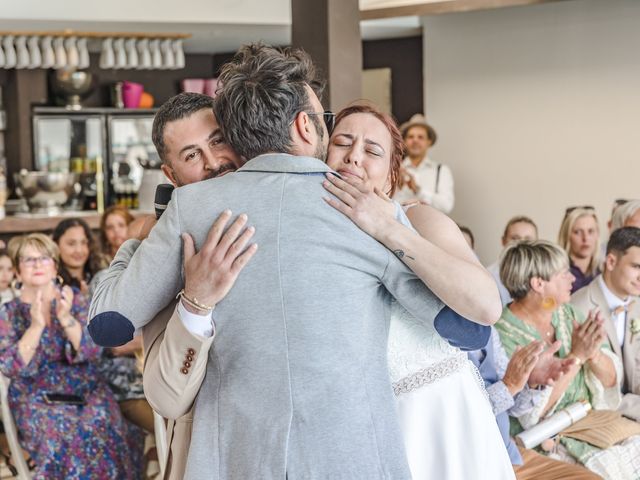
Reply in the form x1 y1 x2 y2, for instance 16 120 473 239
0 234 138 479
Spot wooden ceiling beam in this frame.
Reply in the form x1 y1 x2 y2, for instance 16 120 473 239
360 0 569 20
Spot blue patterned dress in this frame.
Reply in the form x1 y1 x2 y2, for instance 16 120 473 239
0 294 138 479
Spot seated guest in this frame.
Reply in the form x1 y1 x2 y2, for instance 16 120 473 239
610 199 640 231
572 227 640 421
488 216 539 305
469 329 600 479
558 207 601 293
99 205 134 262
55 217 150 475
53 218 109 295
98 219 156 470
0 249 17 305
496 240 640 479
0 233 137 478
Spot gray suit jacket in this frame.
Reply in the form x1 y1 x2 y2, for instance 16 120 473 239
89 154 459 479
571 276 640 420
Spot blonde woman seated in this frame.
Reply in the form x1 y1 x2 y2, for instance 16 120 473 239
496 240 640 480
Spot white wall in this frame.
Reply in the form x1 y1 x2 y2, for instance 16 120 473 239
1 0 290 25
422 0 640 264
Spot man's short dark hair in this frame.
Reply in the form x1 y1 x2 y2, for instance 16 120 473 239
606 227 640 256
214 43 324 160
152 93 215 164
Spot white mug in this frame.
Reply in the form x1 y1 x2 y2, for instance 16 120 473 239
65 37 79 68
137 39 151 70
15 36 30 69
0 39 6 69
27 36 42 69
77 38 90 69
2 36 16 69
161 39 175 69
150 39 163 69
99 38 115 69
125 38 138 69
173 39 185 69
53 37 67 69
40 36 55 68
113 38 127 69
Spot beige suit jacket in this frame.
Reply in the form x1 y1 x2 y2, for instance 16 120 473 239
142 300 213 480
571 276 640 420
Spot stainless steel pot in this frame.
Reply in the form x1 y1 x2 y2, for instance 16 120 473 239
14 170 80 215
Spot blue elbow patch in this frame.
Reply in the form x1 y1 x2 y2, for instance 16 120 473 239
88 312 135 347
434 306 490 352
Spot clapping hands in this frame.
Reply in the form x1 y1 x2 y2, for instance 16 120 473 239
55 285 74 323
528 340 575 387
503 339 575 396
571 310 606 363
29 290 47 330
502 341 544 395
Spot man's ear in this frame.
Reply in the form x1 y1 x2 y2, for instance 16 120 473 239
604 252 618 272
161 164 178 187
292 111 314 145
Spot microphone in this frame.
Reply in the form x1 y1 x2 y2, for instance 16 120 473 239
154 184 175 219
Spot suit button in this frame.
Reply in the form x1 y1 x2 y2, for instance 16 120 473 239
186 355 194 362
183 361 191 368
187 348 196 356
180 368 189 375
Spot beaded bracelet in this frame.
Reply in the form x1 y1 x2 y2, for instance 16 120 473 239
176 289 214 313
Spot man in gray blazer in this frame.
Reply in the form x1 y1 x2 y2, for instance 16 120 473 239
89 44 491 479
571 227 640 421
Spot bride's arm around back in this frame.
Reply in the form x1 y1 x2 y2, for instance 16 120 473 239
395 204 501 325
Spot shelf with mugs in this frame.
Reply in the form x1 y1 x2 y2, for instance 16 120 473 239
0 30 190 71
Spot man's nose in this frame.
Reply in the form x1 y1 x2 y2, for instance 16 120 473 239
202 151 217 170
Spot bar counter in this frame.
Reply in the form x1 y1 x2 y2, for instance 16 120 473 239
0 210 152 236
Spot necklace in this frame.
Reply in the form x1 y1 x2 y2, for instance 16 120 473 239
512 301 555 343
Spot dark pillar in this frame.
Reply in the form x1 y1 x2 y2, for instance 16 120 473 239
5 69 47 188
291 0 362 111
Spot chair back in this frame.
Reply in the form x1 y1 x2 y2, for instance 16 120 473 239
0 373 32 479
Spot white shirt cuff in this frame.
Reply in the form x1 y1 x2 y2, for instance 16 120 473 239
177 301 215 338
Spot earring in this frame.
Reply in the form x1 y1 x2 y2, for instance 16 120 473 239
542 296 557 311
55 275 65 287
11 279 22 290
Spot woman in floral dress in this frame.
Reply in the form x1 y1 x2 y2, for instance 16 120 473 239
0 233 137 479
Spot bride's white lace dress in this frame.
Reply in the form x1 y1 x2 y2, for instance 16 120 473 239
388 301 515 479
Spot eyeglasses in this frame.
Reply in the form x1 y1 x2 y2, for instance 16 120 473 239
20 256 53 268
564 205 595 217
615 198 629 207
307 110 336 136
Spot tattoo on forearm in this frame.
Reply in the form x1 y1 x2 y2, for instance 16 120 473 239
393 250 415 261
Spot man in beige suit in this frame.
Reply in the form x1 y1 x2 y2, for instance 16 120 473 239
135 92 249 478
572 226 640 421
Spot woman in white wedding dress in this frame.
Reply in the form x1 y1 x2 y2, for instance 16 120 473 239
323 104 515 479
